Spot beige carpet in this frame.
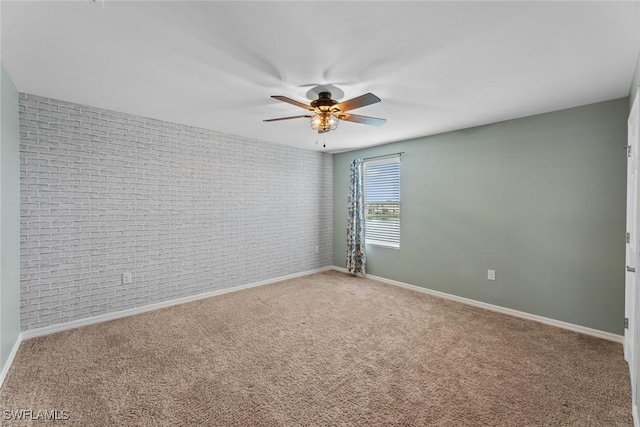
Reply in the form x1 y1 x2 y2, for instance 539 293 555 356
0 270 632 426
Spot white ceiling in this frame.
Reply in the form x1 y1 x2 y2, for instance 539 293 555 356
2 1 640 153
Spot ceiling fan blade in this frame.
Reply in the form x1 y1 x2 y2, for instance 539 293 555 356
271 95 313 111
338 113 386 127
334 93 381 112
263 115 312 122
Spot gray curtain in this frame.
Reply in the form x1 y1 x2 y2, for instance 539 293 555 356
346 159 366 274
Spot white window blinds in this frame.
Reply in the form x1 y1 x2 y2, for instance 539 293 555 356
364 156 400 248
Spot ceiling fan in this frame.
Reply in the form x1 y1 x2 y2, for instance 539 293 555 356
264 91 386 134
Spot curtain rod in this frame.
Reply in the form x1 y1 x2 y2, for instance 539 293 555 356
361 152 405 161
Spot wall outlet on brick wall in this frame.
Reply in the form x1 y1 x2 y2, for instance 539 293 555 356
123 272 132 285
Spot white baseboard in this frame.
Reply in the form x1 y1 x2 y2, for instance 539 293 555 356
0 333 23 390
19 265 624 343
332 266 623 343
22 266 333 341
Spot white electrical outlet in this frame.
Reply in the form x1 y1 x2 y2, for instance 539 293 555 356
123 272 132 284
88 0 106 8
487 270 496 281
314 246 319 254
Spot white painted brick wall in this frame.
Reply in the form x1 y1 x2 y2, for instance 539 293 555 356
19 93 333 330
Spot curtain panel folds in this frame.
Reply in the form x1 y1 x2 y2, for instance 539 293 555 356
346 159 366 274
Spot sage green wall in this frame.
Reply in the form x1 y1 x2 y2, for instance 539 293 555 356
631 53 640 110
1 64 21 373
334 98 628 334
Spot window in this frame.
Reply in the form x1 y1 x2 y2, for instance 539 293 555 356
364 156 400 248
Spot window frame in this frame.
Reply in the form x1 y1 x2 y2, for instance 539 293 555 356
363 156 401 249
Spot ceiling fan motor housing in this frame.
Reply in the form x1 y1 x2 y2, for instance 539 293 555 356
311 92 338 113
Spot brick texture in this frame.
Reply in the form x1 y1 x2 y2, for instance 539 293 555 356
19 93 333 330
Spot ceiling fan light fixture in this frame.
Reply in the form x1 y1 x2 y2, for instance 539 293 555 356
266 91 384 135
310 112 339 132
